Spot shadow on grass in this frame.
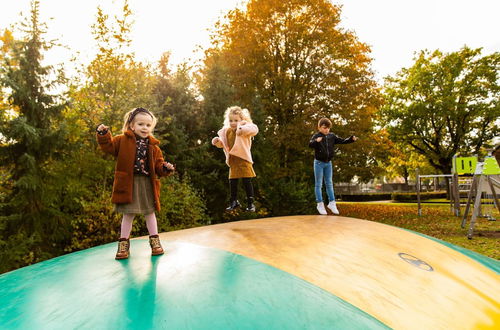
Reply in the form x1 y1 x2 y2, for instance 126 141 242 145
475 230 500 238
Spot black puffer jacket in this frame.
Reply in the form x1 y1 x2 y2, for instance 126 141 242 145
309 132 355 162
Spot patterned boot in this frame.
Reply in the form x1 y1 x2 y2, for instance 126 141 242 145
115 238 130 260
149 235 164 256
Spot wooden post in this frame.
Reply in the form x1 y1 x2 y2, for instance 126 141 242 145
416 169 421 216
468 175 484 239
487 176 500 213
453 173 461 217
461 174 478 229
449 179 454 213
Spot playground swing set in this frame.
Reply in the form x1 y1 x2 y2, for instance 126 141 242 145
416 153 500 239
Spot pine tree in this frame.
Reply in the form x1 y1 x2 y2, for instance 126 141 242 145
0 0 68 270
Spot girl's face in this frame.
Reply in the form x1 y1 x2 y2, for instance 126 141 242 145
319 125 330 135
229 114 242 129
130 113 154 138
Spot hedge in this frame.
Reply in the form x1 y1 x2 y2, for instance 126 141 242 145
338 193 392 201
391 191 447 202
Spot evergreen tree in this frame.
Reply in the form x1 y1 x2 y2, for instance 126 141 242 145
0 0 69 271
152 54 227 219
196 49 239 218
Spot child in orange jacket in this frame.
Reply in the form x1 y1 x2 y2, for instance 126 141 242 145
212 106 259 212
96 107 174 259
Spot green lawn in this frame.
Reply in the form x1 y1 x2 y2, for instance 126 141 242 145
337 202 499 260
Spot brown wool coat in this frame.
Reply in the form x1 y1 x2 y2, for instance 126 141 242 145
96 129 171 211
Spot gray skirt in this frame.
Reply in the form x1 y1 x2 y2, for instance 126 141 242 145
114 175 155 215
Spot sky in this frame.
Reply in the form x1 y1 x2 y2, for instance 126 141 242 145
0 0 499 81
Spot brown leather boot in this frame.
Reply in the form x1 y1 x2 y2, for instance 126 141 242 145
115 238 130 260
149 235 164 256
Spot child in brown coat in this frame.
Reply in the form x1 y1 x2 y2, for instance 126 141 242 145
96 107 174 259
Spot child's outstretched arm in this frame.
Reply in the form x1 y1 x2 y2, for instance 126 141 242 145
96 124 120 157
212 136 224 148
333 134 357 144
236 122 258 137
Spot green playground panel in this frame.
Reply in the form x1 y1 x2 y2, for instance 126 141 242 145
452 156 477 175
483 156 500 175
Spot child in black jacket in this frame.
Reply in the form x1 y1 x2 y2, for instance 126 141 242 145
309 118 357 215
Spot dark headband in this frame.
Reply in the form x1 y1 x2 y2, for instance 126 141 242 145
127 107 153 123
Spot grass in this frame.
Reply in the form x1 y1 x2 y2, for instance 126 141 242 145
337 202 499 260
405 198 498 204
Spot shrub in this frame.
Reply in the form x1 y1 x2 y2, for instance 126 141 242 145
67 192 122 251
0 231 44 274
156 174 210 231
338 193 392 201
392 191 447 202
260 177 315 216
67 174 209 252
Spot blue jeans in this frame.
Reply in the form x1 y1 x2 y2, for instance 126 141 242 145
314 159 335 203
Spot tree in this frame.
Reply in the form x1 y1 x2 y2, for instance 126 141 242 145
197 48 237 138
67 0 157 217
153 55 201 166
201 0 383 214
64 2 210 246
195 50 238 217
208 0 381 173
70 0 155 135
381 47 500 174
0 0 69 270
152 53 229 219
385 143 435 184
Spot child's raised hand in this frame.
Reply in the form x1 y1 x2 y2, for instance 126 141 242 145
97 124 109 132
212 137 220 145
163 162 175 171
239 120 247 126
316 137 323 142
352 136 358 141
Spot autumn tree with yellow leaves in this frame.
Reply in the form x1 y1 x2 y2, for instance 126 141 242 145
201 0 386 213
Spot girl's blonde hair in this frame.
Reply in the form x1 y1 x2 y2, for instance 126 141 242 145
122 107 157 133
223 106 252 127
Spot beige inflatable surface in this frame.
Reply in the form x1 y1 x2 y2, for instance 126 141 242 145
159 215 500 329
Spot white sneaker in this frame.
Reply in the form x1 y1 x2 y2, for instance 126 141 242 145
327 201 339 215
317 202 327 215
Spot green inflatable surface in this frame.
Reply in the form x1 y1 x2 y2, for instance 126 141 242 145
0 240 388 329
